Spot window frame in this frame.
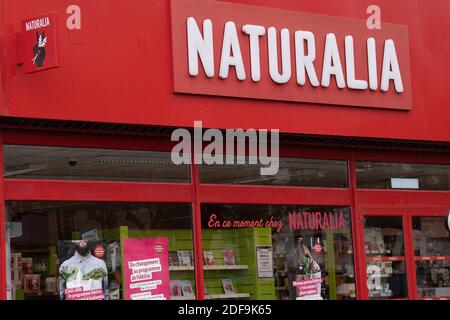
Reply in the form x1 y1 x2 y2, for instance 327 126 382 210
1 129 450 300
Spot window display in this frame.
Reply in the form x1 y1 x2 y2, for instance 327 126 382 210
364 216 408 300
413 217 450 299
201 204 356 300
6 201 194 300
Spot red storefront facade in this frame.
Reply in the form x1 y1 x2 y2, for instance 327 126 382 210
0 0 449 301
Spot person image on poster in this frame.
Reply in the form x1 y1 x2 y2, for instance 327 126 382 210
287 236 322 299
59 240 109 300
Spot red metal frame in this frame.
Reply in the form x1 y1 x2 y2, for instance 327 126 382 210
199 185 351 206
348 159 366 300
358 208 450 300
190 158 205 300
0 136 6 300
4 180 193 202
403 214 416 300
1 130 450 300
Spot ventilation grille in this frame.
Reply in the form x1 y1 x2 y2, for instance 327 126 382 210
1 117 450 153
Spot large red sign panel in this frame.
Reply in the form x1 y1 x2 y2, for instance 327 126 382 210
171 0 412 110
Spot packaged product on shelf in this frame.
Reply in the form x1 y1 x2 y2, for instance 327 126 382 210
180 280 194 297
20 257 33 275
109 279 121 300
221 279 235 295
169 251 180 267
170 280 182 297
23 274 40 294
11 253 22 269
107 241 120 272
222 250 236 266
365 228 385 254
11 268 22 285
178 251 193 267
203 251 216 266
45 277 57 293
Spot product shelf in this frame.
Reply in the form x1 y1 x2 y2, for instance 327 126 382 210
418 297 450 300
414 256 450 261
205 293 251 299
368 274 392 278
205 265 249 270
275 287 289 291
169 266 195 271
170 295 195 300
366 256 405 262
169 265 249 271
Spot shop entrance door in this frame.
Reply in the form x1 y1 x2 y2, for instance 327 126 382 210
409 210 450 300
361 210 412 300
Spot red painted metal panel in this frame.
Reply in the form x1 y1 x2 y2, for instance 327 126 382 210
348 159 366 300
356 190 450 209
0 0 449 142
4 179 193 202
403 215 416 300
190 160 205 300
199 184 352 205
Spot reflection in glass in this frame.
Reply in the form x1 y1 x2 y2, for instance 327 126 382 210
200 158 348 188
413 217 450 298
357 161 450 190
4 145 190 183
6 201 194 300
201 204 356 300
364 216 408 299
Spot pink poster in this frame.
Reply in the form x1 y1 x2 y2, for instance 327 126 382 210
123 238 170 300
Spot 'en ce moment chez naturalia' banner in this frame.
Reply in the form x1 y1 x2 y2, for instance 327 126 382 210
123 238 170 300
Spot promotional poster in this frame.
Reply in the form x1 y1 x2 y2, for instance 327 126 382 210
58 240 109 300
123 238 170 300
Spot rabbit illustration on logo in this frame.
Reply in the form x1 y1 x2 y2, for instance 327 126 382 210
32 31 47 67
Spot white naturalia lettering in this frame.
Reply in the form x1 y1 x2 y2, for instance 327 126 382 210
25 17 50 31
187 17 404 93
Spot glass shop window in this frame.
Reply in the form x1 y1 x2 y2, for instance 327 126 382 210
5 201 194 300
413 216 450 299
201 204 356 300
200 157 348 188
364 216 408 300
4 145 190 183
356 161 450 190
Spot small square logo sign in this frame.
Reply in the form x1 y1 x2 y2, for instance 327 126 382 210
21 13 59 74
